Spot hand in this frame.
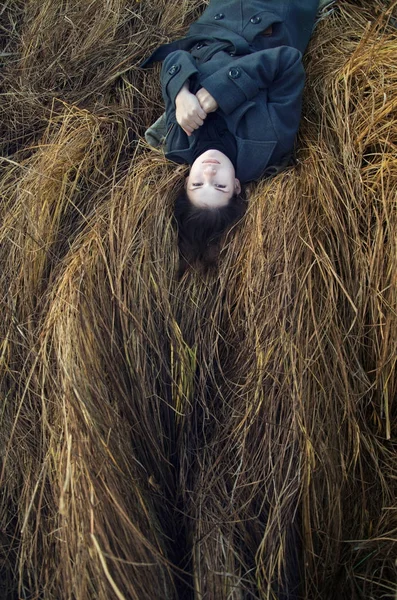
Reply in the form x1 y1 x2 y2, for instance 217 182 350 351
196 87 218 113
175 85 207 136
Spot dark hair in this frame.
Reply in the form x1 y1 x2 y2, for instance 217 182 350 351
174 187 246 272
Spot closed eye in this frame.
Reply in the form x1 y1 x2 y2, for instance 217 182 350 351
190 183 228 193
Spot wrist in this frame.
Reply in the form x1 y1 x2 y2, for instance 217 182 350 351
176 82 190 99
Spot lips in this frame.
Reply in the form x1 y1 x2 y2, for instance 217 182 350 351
202 159 220 164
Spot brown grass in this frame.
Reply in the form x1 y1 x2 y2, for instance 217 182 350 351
0 0 396 598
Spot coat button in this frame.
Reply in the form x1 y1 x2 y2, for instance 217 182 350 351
250 16 262 24
229 51 235 57
214 13 224 20
228 67 241 79
168 64 180 75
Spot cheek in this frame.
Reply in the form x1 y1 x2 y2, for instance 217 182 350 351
186 171 196 186
225 175 236 188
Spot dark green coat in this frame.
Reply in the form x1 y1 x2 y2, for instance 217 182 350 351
142 0 320 182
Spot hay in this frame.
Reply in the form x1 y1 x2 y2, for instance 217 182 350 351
0 0 396 598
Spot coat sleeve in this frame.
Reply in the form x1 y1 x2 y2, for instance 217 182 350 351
200 46 305 116
161 50 199 107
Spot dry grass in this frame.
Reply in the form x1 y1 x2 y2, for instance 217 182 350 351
0 0 396 598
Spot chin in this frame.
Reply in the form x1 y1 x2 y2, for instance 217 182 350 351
199 149 227 161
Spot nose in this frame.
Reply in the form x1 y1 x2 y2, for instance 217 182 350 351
202 165 217 179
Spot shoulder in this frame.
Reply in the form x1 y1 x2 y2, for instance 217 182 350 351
164 112 193 164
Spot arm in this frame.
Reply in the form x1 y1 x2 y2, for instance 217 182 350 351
161 50 199 107
200 46 305 115
161 50 208 136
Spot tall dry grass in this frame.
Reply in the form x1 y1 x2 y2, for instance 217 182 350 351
0 0 396 598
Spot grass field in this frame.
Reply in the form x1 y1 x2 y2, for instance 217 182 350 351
0 1 396 598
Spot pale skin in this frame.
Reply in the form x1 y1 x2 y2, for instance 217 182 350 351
186 149 241 209
175 83 240 209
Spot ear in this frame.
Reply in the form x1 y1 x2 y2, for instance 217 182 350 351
234 178 241 195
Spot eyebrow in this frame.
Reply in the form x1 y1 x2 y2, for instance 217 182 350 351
189 187 228 194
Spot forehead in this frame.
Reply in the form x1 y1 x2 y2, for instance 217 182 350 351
187 187 231 208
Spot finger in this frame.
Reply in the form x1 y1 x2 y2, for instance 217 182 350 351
197 105 207 120
187 118 202 130
194 93 207 112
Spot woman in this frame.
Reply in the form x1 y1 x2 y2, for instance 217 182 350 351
142 0 322 266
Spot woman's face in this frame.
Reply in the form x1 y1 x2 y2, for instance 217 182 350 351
186 150 241 209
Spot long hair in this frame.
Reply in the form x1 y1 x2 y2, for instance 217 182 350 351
174 188 246 272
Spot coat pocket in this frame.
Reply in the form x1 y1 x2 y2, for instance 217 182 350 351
235 137 277 182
